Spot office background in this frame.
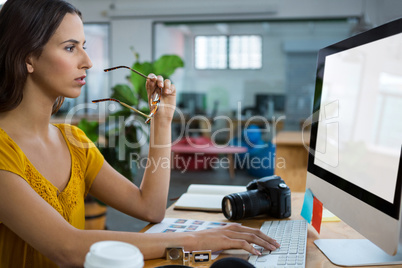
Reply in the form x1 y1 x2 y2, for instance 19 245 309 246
65 0 402 130
61 0 402 231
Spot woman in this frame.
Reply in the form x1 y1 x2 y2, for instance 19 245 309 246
0 0 279 267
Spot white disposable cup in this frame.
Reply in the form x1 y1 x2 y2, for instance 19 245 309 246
84 241 144 268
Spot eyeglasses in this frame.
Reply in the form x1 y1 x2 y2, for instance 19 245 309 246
93 66 162 124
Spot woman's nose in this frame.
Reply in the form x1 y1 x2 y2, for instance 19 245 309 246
81 50 93 70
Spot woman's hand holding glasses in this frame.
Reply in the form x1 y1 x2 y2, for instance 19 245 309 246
145 73 176 124
93 66 176 124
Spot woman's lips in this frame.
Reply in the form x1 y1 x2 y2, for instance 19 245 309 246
75 75 86 86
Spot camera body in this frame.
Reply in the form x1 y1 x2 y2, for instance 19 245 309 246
222 175 291 220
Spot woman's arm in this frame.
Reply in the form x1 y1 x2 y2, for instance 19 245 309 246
0 171 279 267
136 74 176 221
89 74 176 222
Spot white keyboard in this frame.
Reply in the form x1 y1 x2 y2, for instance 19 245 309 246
248 220 308 268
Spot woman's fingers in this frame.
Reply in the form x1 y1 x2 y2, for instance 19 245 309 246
169 84 176 95
230 224 280 246
224 229 278 252
219 224 280 253
195 224 281 256
146 73 162 89
147 73 175 96
224 238 262 255
163 79 173 94
146 73 157 94
156 75 164 89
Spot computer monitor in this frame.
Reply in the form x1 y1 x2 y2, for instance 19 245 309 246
306 18 402 266
177 92 206 115
255 94 286 114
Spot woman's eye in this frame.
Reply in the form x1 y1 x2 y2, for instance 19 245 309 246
66 46 75 52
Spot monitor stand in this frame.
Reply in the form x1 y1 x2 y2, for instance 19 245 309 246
315 239 402 266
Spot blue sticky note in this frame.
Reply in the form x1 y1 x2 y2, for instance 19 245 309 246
301 188 314 224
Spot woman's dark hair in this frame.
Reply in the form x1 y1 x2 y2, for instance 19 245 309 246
0 0 82 115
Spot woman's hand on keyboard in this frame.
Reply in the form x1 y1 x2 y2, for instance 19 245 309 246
188 223 281 255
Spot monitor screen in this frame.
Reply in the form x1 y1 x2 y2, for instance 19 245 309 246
177 93 206 115
255 94 286 113
306 18 402 266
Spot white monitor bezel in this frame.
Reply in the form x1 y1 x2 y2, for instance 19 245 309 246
306 18 402 257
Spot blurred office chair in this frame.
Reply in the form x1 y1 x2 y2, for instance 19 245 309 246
231 125 276 178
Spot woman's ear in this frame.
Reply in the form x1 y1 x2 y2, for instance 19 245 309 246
26 56 34 73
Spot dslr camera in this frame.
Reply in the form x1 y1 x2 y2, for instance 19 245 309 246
222 175 291 220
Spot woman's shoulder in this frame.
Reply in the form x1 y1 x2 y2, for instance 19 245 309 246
0 127 24 156
0 127 26 175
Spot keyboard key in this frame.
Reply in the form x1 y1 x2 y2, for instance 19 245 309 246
248 220 307 268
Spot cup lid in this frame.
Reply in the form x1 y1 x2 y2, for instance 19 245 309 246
84 241 144 268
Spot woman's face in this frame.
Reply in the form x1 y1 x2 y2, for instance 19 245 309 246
27 13 92 100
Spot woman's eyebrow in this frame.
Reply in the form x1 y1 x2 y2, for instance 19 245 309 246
60 39 87 45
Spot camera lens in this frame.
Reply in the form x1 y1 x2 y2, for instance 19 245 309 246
223 198 233 219
222 190 271 220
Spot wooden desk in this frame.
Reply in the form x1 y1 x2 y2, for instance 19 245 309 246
142 192 402 268
273 131 310 192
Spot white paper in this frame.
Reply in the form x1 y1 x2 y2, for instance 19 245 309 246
145 217 231 233
174 184 247 212
145 218 235 259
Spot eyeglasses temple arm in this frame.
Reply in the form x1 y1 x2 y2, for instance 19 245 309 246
119 101 151 118
104 66 148 79
92 98 151 119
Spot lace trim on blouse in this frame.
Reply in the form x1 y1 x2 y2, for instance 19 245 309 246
24 155 83 224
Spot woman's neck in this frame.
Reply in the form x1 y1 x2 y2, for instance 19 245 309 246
0 94 55 137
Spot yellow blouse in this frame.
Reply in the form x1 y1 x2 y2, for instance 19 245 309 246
0 124 104 268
